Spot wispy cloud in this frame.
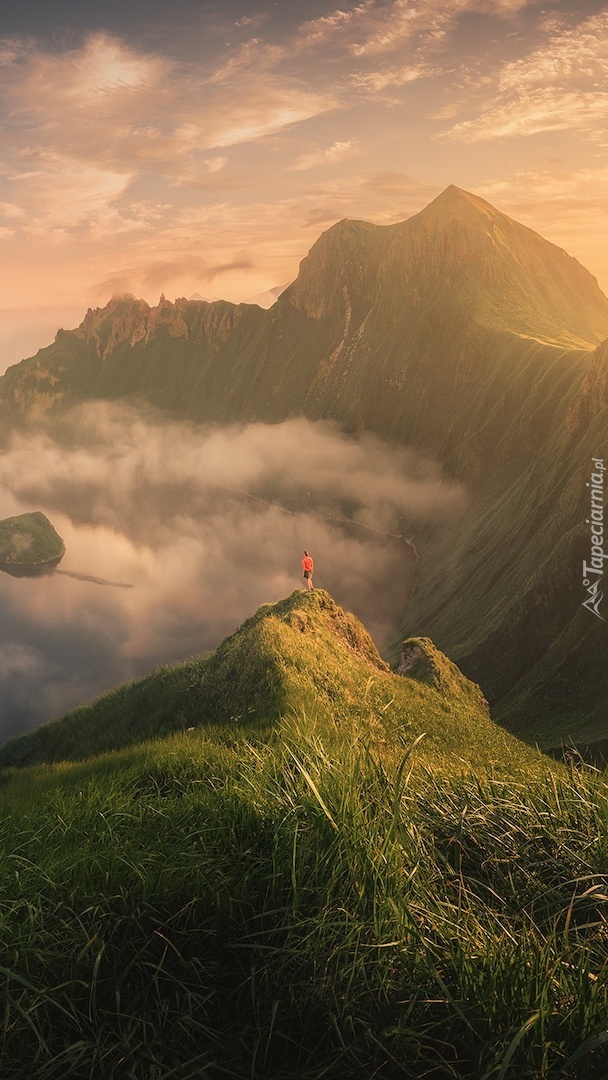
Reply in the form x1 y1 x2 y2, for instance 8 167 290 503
203 156 228 173
91 253 255 299
350 62 433 93
298 0 534 57
291 140 359 172
498 14 608 93
3 153 133 236
0 30 337 238
442 12 608 142
1 30 332 162
208 37 287 83
446 89 608 142
141 255 254 291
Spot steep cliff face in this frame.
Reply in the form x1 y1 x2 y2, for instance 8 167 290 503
76 295 158 360
564 337 608 441
285 217 388 321
2 187 608 456
75 294 257 361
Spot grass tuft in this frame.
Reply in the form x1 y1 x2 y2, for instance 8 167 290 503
0 717 606 1078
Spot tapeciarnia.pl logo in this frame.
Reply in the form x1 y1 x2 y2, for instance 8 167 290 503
582 457 606 622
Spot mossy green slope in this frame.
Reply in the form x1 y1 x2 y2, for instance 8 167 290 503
395 335 608 751
0 622 606 1078
0 589 536 776
0 594 602 1080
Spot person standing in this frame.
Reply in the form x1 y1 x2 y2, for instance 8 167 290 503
302 550 314 590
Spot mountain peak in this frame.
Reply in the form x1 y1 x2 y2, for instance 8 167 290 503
393 185 608 347
417 184 508 226
284 185 608 347
433 183 482 203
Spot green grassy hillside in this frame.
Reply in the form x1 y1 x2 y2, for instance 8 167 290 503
0 589 529 774
0 592 606 1078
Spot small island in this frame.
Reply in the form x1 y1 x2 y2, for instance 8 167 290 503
0 511 65 576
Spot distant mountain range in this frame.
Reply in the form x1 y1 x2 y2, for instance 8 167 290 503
1 185 607 749
188 283 288 307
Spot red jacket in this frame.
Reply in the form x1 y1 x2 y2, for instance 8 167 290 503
302 555 313 573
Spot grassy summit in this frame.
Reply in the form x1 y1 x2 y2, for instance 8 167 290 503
0 588 534 774
0 510 65 570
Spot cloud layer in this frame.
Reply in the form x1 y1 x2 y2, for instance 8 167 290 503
0 406 467 741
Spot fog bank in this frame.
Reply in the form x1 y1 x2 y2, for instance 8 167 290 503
0 405 467 742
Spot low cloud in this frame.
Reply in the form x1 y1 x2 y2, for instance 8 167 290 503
90 253 256 301
140 255 254 291
0 406 467 741
0 406 466 540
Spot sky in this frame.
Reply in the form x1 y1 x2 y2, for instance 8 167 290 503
1 0 608 371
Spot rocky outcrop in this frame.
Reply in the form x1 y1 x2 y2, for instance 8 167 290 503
396 636 489 713
0 511 65 576
74 293 257 363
